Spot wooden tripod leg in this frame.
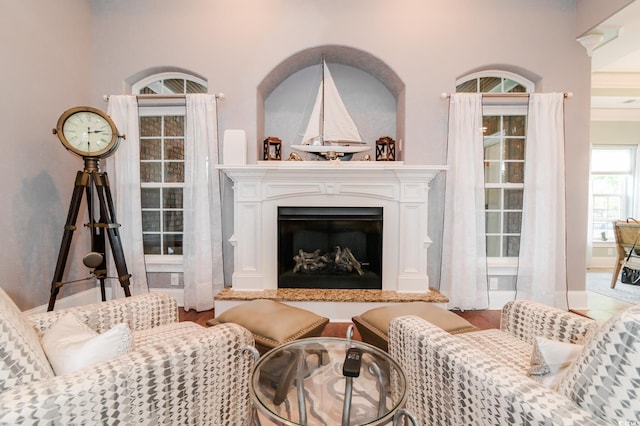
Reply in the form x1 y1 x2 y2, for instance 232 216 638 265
48 171 90 311
93 171 132 297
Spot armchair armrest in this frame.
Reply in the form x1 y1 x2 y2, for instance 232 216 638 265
500 300 596 345
28 292 179 334
389 316 605 426
0 322 255 425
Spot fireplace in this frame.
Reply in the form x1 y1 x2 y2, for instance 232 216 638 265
217 162 446 294
278 206 383 289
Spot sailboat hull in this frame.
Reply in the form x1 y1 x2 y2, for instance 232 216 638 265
290 145 371 154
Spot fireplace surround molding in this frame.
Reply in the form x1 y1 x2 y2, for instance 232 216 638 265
218 162 447 296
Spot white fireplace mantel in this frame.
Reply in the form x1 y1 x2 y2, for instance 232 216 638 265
218 162 447 294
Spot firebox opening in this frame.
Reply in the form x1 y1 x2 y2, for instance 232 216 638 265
278 206 383 289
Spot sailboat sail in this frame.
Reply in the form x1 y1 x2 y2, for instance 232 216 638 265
301 62 363 145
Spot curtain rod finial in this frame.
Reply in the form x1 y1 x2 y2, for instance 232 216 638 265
215 93 225 100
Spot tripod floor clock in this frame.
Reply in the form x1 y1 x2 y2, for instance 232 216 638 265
48 106 131 311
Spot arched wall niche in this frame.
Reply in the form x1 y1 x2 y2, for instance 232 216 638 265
258 45 405 160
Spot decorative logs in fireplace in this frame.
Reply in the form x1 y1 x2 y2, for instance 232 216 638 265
292 247 365 276
278 206 383 290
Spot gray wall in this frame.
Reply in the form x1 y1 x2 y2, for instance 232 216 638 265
90 0 593 297
1 1 94 309
1 0 632 310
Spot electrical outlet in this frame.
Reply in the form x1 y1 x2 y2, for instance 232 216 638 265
489 277 498 291
171 273 180 286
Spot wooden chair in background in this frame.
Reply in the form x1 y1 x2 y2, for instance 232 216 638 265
611 219 640 288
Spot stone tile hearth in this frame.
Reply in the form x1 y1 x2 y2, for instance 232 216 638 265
214 287 449 322
215 287 448 303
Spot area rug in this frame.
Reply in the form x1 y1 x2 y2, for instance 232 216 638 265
586 271 640 305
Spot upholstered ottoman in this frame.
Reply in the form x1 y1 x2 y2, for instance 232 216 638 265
352 302 478 351
207 299 329 354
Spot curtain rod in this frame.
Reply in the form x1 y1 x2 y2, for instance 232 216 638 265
439 92 573 99
102 93 225 101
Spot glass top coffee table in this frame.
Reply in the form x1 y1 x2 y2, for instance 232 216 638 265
250 337 408 426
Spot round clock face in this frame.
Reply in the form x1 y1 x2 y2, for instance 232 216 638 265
55 107 120 158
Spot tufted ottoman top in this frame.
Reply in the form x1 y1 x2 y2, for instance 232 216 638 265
207 299 329 353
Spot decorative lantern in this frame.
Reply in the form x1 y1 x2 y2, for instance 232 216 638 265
375 136 396 161
263 136 282 161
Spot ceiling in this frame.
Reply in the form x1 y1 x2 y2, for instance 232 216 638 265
590 1 640 113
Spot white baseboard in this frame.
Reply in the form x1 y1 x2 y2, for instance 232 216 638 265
149 288 184 307
24 288 102 316
105 287 185 307
24 287 186 315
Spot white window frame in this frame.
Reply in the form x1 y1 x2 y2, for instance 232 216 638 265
483 104 527 269
590 145 637 243
132 72 207 273
138 105 186 273
456 70 534 276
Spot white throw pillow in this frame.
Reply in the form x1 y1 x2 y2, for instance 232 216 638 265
529 336 583 390
41 313 133 375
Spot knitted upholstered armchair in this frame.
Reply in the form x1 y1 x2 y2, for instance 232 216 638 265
0 288 255 425
389 300 640 425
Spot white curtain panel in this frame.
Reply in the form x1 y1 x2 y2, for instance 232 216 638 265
441 93 489 310
183 94 224 312
516 93 567 308
106 95 148 297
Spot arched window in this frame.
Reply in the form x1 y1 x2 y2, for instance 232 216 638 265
456 71 534 264
132 72 207 268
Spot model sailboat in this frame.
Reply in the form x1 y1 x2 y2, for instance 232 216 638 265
291 61 371 160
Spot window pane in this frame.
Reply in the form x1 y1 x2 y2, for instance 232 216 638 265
504 79 526 93
140 162 162 183
142 211 161 232
140 86 158 95
187 81 207 93
141 188 160 209
504 189 523 209
483 116 501 136
143 234 161 255
592 149 633 173
504 162 524 183
164 234 183 255
503 236 520 257
140 139 161 160
164 211 183 233
486 212 501 233
163 79 185 94
504 116 525 136
484 162 502 184
479 77 501 93
504 212 522 233
164 139 184 160
504 138 524 160
163 188 183 209
486 236 500 257
484 140 501 160
456 79 478 93
164 116 184 137
140 117 161 136
164 162 184 183
485 189 502 209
